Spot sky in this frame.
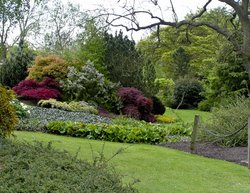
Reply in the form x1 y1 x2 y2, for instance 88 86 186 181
69 0 228 41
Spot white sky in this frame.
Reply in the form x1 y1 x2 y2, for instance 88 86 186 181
69 0 228 41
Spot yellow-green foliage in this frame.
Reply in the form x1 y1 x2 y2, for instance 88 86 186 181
0 85 18 137
38 99 98 114
28 55 69 81
155 115 176 123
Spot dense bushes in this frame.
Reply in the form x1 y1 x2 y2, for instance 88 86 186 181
0 139 137 193
172 78 203 109
200 96 250 147
46 121 167 144
61 61 122 113
13 77 60 100
27 55 69 81
0 85 18 137
117 87 155 122
38 99 98 114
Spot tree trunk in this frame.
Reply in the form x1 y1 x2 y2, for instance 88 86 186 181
242 22 250 81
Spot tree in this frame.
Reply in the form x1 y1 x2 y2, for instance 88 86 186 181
0 0 20 61
171 47 190 80
102 0 250 81
42 0 87 52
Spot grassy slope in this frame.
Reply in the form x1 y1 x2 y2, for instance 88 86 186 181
14 131 250 193
165 108 211 123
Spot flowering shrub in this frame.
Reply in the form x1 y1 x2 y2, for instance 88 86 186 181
61 61 122 113
13 77 60 101
117 87 155 122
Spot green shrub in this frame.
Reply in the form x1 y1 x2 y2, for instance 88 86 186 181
28 55 69 81
46 121 167 144
38 99 98 114
0 139 137 193
200 96 250 147
11 98 30 118
0 85 18 137
155 78 175 106
172 78 203 109
155 115 176 123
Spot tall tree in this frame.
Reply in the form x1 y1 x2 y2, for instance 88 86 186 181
0 0 20 61
102 0 250 81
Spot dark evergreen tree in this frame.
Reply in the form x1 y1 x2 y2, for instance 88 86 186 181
0 43 34 87
103 30 157 95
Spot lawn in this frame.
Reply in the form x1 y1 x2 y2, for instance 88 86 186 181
14 131 250 193
165 108 211 123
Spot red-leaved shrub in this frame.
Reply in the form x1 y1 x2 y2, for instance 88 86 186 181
117 87 155 122
20 88 60 100
13 79 39 95
117 87 143 105
121 105 141 120
13 77 60 100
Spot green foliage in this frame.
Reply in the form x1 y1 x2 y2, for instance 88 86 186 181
172 78 204 109
46 121 167 144
0 139 137 193
103 31 157 95
202 47 249 108
171 47 190 80
0 85 18 138
155 115 176 123
28 55 69 81
61 61 122 113
0 45 34 87
38 99 98 114
11 99 30 119
200 96 250 147
155 78 175 106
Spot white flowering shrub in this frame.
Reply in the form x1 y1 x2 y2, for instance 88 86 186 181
61 61 122 113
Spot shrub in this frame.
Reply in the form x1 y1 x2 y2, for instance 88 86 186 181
155 115 176 123
20 88 60 100
172 78 203 109
38 99 98 114
200 96 250 147
11 98 30 118
117 87 143 105
117 87 155 122
0 46 34 87
155 78 175 106
61 61 121 113
0 139 137 193
13 77 60 101
151 96 166 115
121 105 141 120
27 55 69 81
0 85 18 137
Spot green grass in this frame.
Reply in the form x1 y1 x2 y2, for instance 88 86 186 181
14 131 250 193
165 108 211 123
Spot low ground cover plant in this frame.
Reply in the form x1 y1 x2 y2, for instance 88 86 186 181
0 139 137 193
38 99 98 114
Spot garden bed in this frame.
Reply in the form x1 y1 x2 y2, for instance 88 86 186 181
160 142 248 166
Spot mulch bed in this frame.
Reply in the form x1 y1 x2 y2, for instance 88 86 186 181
159 142 248 166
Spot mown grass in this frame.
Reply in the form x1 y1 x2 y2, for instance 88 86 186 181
165 108 211 123
14 131 250 193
